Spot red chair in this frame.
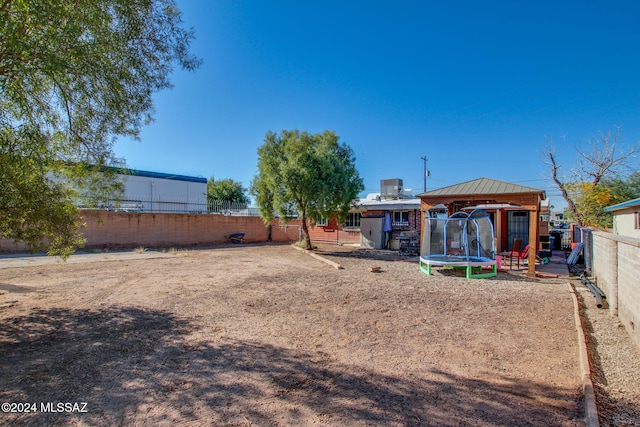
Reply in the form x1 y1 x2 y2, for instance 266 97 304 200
500 239 528 269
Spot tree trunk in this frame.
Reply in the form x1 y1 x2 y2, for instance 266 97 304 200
300 210 313 250
548 151 585 226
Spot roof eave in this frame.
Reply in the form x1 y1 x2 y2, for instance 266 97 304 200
604 197 640 212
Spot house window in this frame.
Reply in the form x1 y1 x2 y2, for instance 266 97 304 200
344 212 361 229
316 218 328 226
393 211 409 226
635 212 640 230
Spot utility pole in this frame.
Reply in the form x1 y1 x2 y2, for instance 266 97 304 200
421 156 428 193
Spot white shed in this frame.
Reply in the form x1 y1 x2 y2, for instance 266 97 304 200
604 198 640 239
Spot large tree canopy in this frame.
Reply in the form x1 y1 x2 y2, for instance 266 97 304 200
0 0 200 256
251 130 364 250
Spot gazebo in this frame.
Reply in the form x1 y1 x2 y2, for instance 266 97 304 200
417 177 546 276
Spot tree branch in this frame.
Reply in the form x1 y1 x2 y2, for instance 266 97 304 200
547 149 582 224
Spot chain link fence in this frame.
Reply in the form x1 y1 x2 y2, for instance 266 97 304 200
77 196 261 216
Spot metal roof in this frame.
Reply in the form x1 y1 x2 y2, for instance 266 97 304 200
106 166 207 184
416 177 545 197
356 198 421 211
461 203 523 211
604 197 640 212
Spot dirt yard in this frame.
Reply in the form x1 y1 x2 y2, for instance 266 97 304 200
0 244 583 426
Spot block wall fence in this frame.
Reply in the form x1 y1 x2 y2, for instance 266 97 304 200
5 211 639 349
0 210 303 252
592 231 640 349
304 217 361 245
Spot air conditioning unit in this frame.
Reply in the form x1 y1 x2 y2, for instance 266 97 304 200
380 178 403 199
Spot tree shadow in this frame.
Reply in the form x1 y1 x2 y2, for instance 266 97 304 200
0 284 38 293
0 306 581 426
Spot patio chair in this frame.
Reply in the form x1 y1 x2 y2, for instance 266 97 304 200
500 238 527 269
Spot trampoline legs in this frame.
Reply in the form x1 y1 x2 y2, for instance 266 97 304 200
465 264 497 279
419 260 432 275
420 260 497 279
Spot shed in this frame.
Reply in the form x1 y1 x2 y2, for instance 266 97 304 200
604 197 640 239
417 177 546 275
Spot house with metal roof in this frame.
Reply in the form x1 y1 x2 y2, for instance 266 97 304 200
416 177 547 275
305 178 422 250
604 197 640 239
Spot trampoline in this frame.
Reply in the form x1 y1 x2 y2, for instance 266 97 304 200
420 209 497 279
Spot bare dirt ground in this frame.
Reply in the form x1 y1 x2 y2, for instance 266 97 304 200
0 243 587 426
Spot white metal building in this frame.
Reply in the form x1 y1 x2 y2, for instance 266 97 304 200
114 168 207 213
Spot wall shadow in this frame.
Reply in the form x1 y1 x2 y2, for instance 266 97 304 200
0 306 581 426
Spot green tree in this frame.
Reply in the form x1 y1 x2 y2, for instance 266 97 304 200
0 0 200 256
601 171 640 203
207 177 250 204
544 128 640 229
562 182 616 228
1 127 84 257
251 129 364 250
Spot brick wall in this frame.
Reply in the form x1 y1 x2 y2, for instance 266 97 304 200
592 231 640 349
271 219 303 242
80 210 274 248
0 210 303 252
499 210 509 250
0 239 26 252
305 218 361 245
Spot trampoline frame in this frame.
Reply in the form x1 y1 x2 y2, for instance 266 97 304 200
420 209 497 279
419 255 497 279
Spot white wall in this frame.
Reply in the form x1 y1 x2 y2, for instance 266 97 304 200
119 174 207 213
123 175 206 200
612 208 640 239
592 231 640 350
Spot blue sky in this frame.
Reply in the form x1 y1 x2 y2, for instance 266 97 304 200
114 1 640 210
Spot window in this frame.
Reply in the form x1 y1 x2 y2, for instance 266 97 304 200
392 211 409 226
344 212 361 229
316 218 328 226
635 212 640 230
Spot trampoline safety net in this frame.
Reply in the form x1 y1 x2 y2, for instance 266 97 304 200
420 209 497 278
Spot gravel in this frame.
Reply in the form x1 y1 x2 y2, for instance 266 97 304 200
572 279 640 427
